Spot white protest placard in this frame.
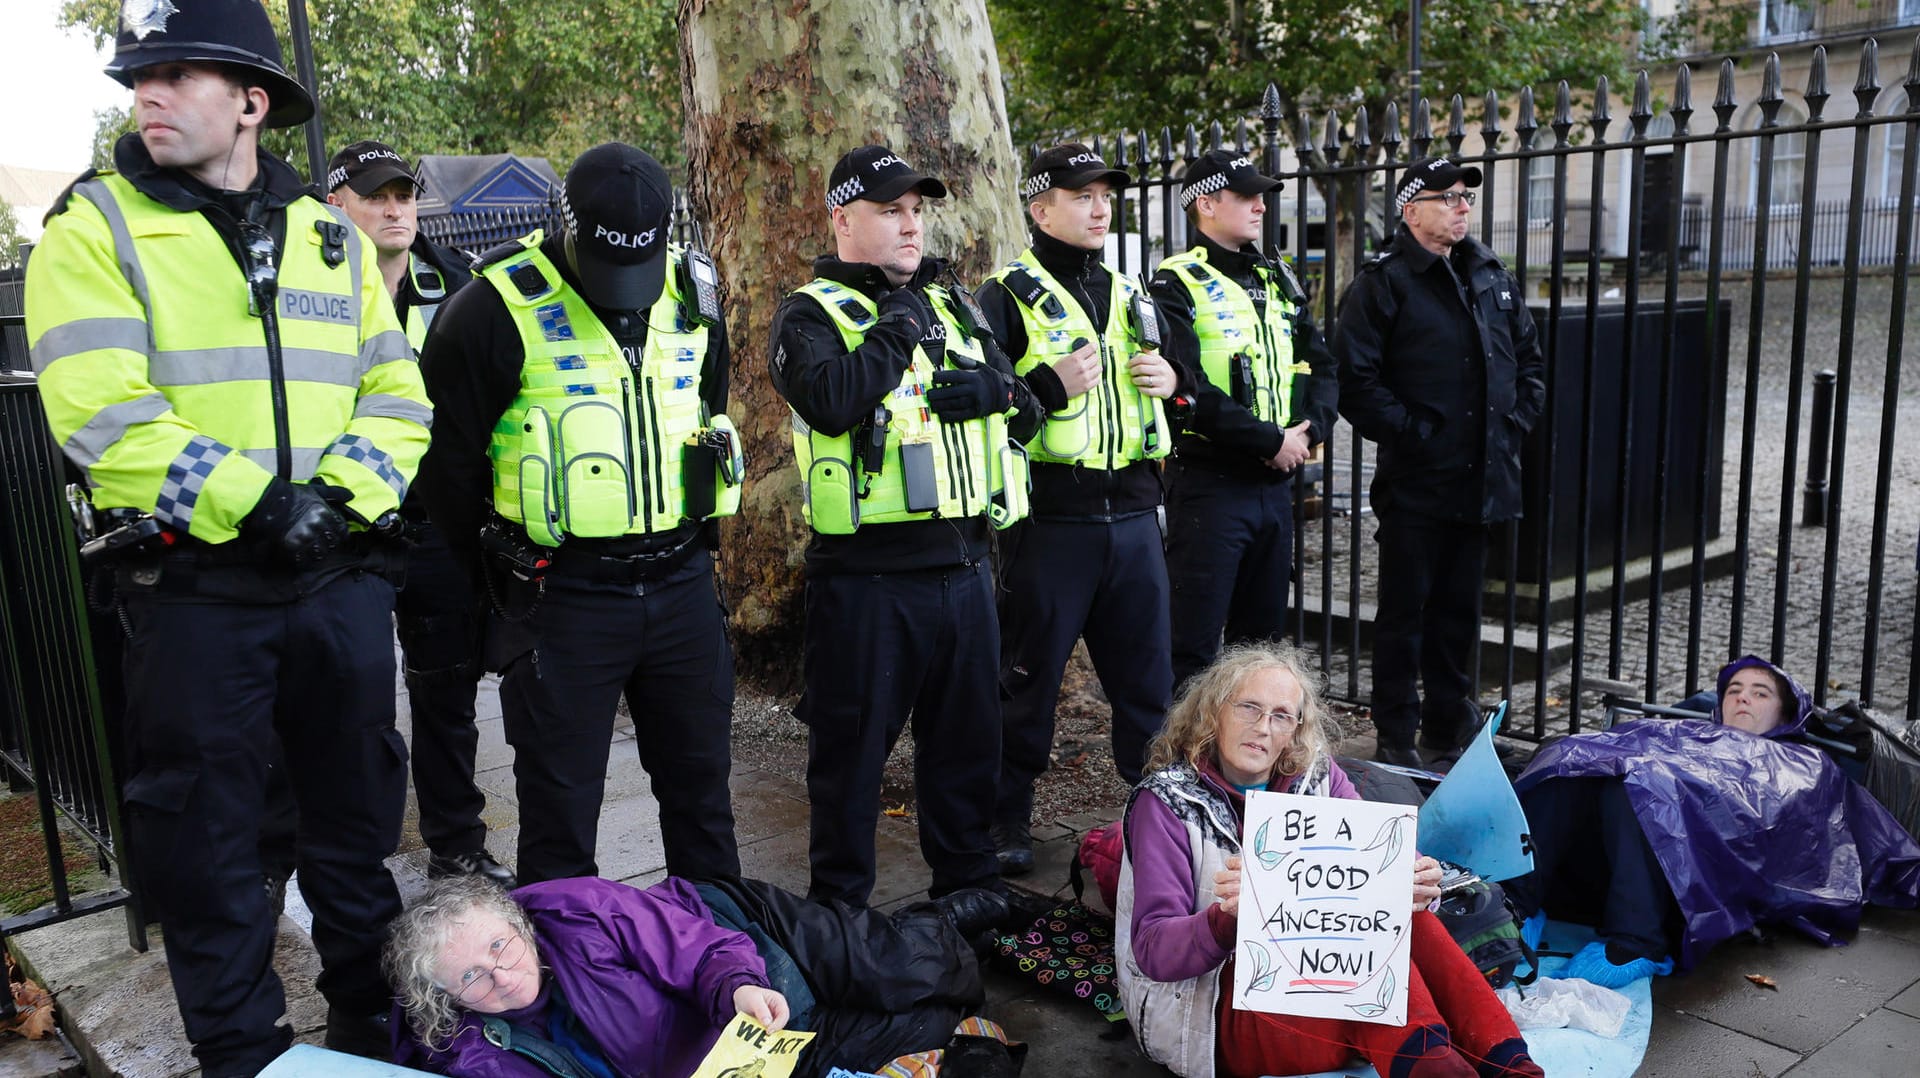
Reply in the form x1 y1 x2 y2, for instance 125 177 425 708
1233 791 1418 1026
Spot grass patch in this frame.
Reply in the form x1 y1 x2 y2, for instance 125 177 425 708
0 790 103 917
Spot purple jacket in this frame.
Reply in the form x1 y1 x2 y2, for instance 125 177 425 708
1515 658 1920 967
1126 757 1359 983
396 876 768 1078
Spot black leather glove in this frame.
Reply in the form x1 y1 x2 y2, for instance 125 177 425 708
243 476 348 570
928 367 1012 422
878 287 937 338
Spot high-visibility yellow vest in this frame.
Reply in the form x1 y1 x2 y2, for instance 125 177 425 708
401 252 449 354
788 279 1028 535
1158 247 1311 429
25 171 428 543
480 234 741 547
986 252 1169 467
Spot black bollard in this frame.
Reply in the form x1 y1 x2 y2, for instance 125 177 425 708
1803 369 1836 526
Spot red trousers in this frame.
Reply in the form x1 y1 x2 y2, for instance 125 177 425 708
1217 911 1539 1078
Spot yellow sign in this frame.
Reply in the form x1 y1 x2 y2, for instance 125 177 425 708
690 1013 816 1078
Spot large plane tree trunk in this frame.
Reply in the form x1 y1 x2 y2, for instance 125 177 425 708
679 0 1023 685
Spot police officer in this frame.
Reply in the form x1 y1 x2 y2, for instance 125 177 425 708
1334 157 1545 768
769 145 1041 908
23 2 430 1072
323 140 512 887
416 143 743 886
975 143 1176 874
1151 149 1339 692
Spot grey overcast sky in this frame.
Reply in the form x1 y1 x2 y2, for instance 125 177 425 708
1 0 128 175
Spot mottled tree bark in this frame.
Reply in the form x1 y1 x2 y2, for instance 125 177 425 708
679 0 1023 684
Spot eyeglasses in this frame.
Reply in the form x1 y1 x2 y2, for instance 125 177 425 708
1229 700 1300 731
447 932 528 1004
1410 190 1477 208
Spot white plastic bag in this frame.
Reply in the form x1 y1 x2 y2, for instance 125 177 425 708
1495 977 1632 1038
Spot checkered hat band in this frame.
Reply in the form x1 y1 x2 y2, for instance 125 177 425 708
558 184 579 236
1020 173 1053 200
1180 172 1230 209
826 176 866 210
1394 175 1429 217
326 166 349 191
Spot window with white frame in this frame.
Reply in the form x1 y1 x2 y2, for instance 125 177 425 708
1886 92 1911 201
1750 100 1807 206
1758 0 1813 41
1526 167 1557 223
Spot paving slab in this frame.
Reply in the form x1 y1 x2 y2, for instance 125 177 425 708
1887 980 1920 1020
0 1031 85 1078
1651 923 1920 1054
1781 1007 1920 1076
1638 1005 1802 1077
981 967 1165 1078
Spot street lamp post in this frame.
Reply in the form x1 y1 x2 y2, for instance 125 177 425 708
285 0 326 182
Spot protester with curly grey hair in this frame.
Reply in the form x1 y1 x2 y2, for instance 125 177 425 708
384 874 994 1077
1115 643 1542 1078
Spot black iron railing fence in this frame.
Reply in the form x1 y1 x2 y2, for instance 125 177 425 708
1058 40 1917 735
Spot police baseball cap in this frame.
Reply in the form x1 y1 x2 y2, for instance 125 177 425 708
560 143 673 311
1179 149 1283 209
1020 142 1130 200
326 141 421 196
1393 156 1484 216
825 145 948 210
106 0 315 129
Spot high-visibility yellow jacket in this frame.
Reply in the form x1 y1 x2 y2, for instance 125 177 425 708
26 170 429 544
1158 247 1310 429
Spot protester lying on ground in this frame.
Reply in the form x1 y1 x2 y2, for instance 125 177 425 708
1507 656 1920 987
1116 643 1544 1078
386 874 1001 1078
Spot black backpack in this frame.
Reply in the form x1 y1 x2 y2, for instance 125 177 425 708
1435 878 1538 990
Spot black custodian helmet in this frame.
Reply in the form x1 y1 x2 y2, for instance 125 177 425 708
105 0 315 129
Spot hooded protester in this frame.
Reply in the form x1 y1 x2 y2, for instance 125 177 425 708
1507 656 1920 986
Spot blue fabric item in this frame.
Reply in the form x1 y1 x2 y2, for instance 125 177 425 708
1515 659 1920 969
1418 701 1536 881
548 981 617 1078
1550 941 1672 988
1521 908 1546 952
1230 780 1269 795
1514 921 1653 1078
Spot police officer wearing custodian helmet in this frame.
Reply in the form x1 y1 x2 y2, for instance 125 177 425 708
25 1 431 1072
415 143 745 889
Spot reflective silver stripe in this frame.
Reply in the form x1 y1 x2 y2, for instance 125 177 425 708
148 346 362 388
353 394 433 428
239 446 325 481
153 434 233 531
323 433 407 497
30 317 150 373
63 392 171 469
358 329 412 374
72 180 156 338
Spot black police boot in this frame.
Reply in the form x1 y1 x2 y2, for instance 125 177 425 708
992 792 1035 877
323 1007 392 1060
427 850 519 889
933 887 1011 938
1373 741 1426 769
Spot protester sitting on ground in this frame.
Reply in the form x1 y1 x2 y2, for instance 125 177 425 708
386 874 1000 1078
1116 643 1543 1078
1508 656 1920 988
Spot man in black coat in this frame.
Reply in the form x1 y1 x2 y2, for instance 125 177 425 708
1334 157 1546 768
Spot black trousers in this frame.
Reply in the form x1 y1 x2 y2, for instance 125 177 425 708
1369 510 1487 749
393 524 488 857
1165 460 1296 692
1505 777 1675 961
799 562 1001 905
119 571 406 1078
695 876 983 1078
997 513 1171 798
499 549 739 885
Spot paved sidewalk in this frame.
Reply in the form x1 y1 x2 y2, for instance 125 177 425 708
6 670 1919 1076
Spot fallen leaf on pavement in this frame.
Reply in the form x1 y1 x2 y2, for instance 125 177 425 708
6 976 57 1039
882 804 910 818
1744 974 1779 991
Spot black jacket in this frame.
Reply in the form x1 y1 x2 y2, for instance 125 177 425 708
1149 231 1339 484
768 254 1042 575
1332 224 1546 524
975 229 1163 521
396 234 473 336
415 234 730 574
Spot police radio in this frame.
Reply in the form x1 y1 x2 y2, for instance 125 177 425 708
1129 292 1163 352
679 248 723 327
